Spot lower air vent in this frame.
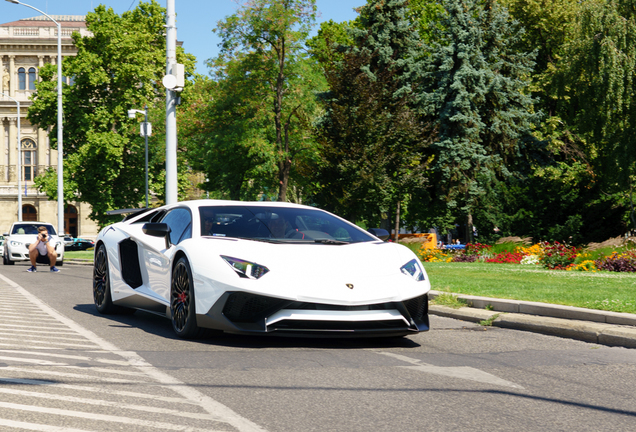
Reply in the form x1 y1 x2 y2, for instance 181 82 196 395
404 294 428 321
119 239 142 289
222 292 290 323
268 320 409 332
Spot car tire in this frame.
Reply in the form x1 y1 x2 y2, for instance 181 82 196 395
3 251 14 265
93 244 134 315
170 256 201 339
56 260 64 267
93 244 116 314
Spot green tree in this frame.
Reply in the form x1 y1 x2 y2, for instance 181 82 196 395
560 0 636 229
180 72 276 200
212 0 323 202
422 0 540 242
315 0 434 230
29 1 195 225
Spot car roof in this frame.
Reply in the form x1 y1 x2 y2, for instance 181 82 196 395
11 221 53 226
179 199 312 210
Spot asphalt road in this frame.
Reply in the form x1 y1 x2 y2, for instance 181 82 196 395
1 262 635 431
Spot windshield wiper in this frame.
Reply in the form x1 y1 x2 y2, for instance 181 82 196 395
313 239 349 245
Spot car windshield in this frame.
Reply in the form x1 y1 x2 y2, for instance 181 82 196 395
11 224 57 236
199 206 375 244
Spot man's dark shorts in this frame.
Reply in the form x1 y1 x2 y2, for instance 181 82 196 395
35 253 51 265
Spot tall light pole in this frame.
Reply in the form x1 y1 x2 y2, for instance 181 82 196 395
1 92 22 221
165 0 177 205
6 0 64 234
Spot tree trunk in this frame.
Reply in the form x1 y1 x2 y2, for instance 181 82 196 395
466 213 474 244
277 159 291 202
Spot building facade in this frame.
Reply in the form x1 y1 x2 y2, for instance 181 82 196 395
0 15 98 238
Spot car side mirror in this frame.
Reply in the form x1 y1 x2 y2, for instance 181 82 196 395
143 223 172 249
367 228 390 241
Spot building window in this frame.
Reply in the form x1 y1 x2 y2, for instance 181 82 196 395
18 67 26 90
21 138 37 181
28 67 36 90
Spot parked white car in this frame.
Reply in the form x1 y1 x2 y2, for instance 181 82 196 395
3 222 64 266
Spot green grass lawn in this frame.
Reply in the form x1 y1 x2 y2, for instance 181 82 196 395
64 250 94 260
424 262 636 314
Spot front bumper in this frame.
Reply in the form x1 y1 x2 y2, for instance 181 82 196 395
197 292 429 338
7 245 64 262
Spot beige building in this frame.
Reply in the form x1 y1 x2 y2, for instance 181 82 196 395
0 15 98 238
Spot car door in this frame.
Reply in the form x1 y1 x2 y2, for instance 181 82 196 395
142 207 192 302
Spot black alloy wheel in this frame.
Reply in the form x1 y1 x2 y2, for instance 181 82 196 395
93 244 115 314
170 256 200 339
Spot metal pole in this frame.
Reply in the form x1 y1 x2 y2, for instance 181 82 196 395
56 17 63 235
165 0 177 205
7 0 64 233
2 93 21 221
144 105 149 208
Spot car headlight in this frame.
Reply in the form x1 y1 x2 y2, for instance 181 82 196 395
401 258 426 281
10 241 22 247
221 255 270 280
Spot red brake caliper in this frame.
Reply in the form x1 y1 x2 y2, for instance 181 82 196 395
177 292 187 304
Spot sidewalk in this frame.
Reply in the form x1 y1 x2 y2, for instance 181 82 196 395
428 290 636 348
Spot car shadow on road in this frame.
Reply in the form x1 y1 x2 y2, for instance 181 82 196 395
73 303 422 349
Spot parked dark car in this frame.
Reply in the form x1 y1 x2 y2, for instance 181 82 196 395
64 238 95 251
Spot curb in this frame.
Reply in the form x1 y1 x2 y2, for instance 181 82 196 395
429 291 636 349
64 259 93 266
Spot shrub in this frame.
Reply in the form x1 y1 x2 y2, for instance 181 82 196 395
419 247 452 263
596 251 636 272
465 242 492 255
539 241 579 269
520 254 540 265
567 260 598 272
452 254 477 263
517 243 543 257
485 251 525 264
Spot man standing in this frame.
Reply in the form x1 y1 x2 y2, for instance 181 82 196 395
27 226 60 273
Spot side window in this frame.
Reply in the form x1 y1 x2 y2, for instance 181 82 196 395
160 208 192 245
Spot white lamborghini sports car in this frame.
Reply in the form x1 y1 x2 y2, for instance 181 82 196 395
93 200 430 339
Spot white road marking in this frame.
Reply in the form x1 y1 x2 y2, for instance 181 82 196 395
0 387 224 421
0 377 201 405
0 272 268 432
0 349 133 365
0 418 93 432
376 351 524 389
0 401 226 432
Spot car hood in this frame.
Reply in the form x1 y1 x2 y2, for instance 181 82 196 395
193 238 429 304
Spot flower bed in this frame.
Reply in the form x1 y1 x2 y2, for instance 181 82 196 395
417 239 635 272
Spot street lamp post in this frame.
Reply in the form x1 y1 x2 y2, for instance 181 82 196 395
1 92 22 221
6 0 64 235
128 106 150 208
165 0 177 205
